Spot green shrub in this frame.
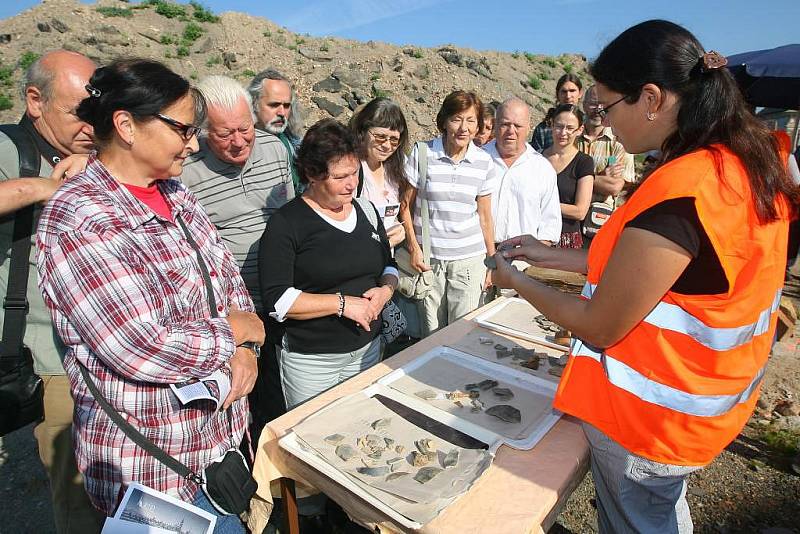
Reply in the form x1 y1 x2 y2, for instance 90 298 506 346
96 6 133 18
370 73 380 81
527 75 542 90
206 55 221 67
160 34 176 45
242 69 256 77
543 57 557 68
19 52 40 71
319 42 329 52
182 22 203 43
189 1 219 23
176 45 190 57
0 94 12 111
189 72 198 80
0 63 13 86
754 423 800 455
146 0 187 19
262 29 271 37
524 52 536 63
372 87 389 99
295 37 306 45
563 63 574 73
411 49 423 59
539 71 551 80
511 50 520 59
287 44 297 51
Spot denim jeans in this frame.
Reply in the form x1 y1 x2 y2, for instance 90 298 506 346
192 490 246 534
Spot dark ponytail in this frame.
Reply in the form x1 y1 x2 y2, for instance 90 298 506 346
591 19 798 223
77 58 205 145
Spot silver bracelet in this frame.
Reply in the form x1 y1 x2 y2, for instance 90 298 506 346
336 292 345 317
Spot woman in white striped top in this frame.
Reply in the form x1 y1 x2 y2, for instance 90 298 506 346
399 90 498 336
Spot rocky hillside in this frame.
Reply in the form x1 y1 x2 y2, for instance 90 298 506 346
0 0 589 140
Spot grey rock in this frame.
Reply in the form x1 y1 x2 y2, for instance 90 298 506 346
222 52 237 70
760 529 795 534
50 19 69 33
756 398 770 410
343 92 358 111
312 77 342 93
0 34 11 44
95 24 120 35
332 66 367 88
312 96 344 117
298 47 332 62
466 58 494 80
37 22 51 32
438 46 463 66
774 400 799 417
410 93 426 104
195 37 214 54
351 91 369 105
412 63 430 79
137 30 161 44
371 81 392 96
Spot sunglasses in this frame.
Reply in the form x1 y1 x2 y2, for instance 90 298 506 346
596 96 627 120
369 130 401 148
155 113 201 141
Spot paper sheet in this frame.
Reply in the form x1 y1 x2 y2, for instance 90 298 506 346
386 355 556 441
291 394 492 524
485 299 553 337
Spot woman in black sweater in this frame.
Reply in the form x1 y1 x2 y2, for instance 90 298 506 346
259 119 398 409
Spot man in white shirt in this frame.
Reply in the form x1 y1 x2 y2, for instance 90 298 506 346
484 97 561 246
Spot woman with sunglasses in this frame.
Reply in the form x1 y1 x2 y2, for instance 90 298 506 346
36 59 263 532
542 104 594 249
491 20 798 532
531 73 583 152
351 97 409 249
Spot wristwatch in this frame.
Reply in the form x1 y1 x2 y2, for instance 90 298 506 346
238 341 261 358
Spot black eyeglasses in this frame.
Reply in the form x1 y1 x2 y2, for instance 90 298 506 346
596 96 627 120
155 113 201 140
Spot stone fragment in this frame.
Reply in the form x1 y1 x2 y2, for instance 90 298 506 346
0 34 10 44
50 19 69 33
438 46 463 66
37 22 51 32
332 66 367 88
313 77 342 93
312 96 344 117
412 64 430 79
298 47 333 62
222 52 237 70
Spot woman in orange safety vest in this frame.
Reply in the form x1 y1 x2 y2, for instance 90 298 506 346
492 20 799 534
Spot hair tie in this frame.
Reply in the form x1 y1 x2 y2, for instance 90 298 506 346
699 51 728 72
85 84 102 98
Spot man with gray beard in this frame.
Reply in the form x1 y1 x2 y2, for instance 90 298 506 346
248 69 303 193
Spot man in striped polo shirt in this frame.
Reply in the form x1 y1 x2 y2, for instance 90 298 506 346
181 75 294 430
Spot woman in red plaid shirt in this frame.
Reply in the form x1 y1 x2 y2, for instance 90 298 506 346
36 59 263 532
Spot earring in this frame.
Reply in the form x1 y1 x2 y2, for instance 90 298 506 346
646 112 656 121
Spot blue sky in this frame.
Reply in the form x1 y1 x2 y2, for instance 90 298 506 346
3 0 799 59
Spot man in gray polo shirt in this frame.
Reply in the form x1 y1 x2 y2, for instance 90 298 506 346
181 75 293 429
0 49 103 533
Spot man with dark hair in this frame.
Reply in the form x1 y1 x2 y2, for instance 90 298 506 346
0 49 103 533
248 68 303 192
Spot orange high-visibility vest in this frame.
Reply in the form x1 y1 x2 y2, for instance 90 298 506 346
553 145 791 466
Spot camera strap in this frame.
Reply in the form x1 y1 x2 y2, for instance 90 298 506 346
0 123 42 372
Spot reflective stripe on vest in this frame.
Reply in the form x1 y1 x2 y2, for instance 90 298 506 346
580 283 781 351
570 337 766 417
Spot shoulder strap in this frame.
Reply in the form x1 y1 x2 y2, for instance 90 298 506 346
278 133 300 196
0 124 42 367
417 142 431 264
356 163 365 198
354 196 378 231
75 214 232 485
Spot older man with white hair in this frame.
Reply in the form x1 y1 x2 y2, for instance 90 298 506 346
181 75 293 430
484 97 561 246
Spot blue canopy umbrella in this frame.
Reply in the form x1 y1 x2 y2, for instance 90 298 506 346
727 44 800 110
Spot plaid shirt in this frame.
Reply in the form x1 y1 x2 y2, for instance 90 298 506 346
36 156 253 514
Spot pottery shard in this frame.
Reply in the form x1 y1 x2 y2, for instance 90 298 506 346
485 404 522 424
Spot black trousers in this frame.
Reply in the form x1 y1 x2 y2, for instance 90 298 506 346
247 315 287 446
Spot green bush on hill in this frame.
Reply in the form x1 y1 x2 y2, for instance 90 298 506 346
96 6 133 18
0 94 12 111
189 1 220 23
19 52 40 71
